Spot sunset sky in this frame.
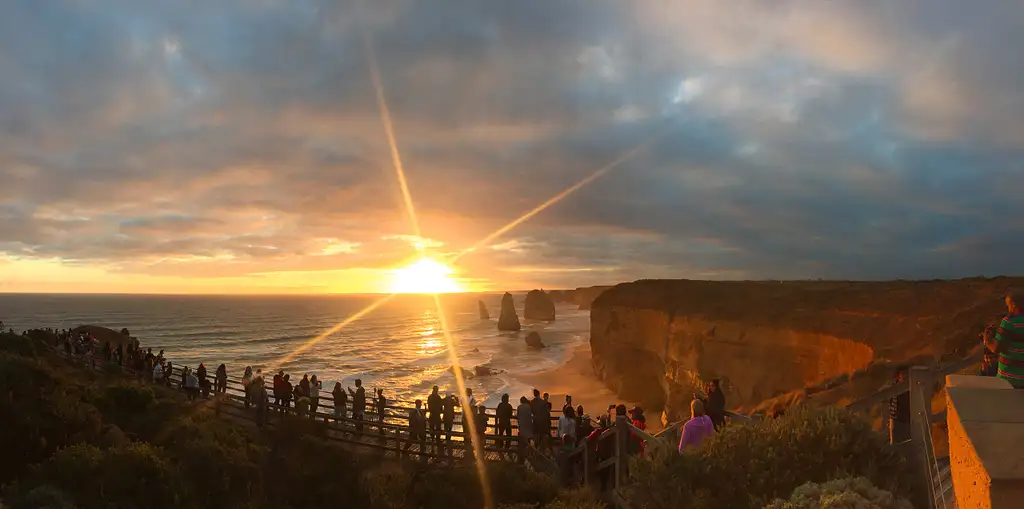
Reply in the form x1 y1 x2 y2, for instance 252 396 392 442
1 0 1023 294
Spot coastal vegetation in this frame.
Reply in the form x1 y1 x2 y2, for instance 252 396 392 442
626 406 916 509
0 330 915 509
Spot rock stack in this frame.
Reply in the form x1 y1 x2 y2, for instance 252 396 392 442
523 289 556 321
497 292 521 331
478 300 490 320
525 331 546 348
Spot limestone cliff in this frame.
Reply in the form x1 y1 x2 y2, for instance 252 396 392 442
590 278 1022 423
550 286 613 310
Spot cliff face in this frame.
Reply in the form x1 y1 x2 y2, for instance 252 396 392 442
551 286 613 310
590 278 1023 423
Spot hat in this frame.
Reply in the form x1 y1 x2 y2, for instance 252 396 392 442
629 406 643 416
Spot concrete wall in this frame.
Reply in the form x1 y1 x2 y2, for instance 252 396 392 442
946 375 1024 509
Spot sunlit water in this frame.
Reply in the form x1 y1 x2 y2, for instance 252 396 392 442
0 293 589 407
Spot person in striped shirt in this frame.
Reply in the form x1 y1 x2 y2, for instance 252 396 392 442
984 292 1024 388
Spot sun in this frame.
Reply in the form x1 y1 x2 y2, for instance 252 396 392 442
389 258 464 294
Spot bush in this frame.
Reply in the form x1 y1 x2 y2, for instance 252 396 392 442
8 444 184 509
763 477 913 509
410 461 559 509
626 406 914 509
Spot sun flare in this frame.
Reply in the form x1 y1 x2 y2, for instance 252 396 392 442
389 258 464 294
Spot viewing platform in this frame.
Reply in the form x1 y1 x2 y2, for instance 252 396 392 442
946 375 1024 509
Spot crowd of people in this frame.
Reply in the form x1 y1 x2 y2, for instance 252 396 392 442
11 322 729 483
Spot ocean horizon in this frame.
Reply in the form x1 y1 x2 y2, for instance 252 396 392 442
0 292 589 407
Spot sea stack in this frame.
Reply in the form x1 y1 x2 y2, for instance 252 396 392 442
497 292 521 331
525 331 546 348
523 289 556 321
478 300 490 320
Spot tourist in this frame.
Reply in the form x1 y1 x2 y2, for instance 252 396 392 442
679 399 715 452
888 365 911 443
495 393 514 449
557 433 576 487
152 361 164 385
404 399 427 456
562 395 573 414
472 405 488 450
241 366 254 408
309 375 321 417
184 368 200 402
557 406 577 443
516 396 534 459
281 374 293 413
272 371 284 409
375 388 387 439
576 405 593 444
197 363 210 398
629 406 647 456
442 393 458 445
255 385 269 428
294 386 311 415
300 374 311 399
164 362 173 387
705 380 727 430
600 404 615 429
332 382 346 420
348 379 366 434
980 349 998 377
427 386 443 452
466 388 478 413
215 364 227 394
532 389 552 452
984 292 1024 388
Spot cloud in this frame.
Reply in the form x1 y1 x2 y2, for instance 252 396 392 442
0 0 1023 292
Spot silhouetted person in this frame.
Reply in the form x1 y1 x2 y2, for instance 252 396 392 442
427 386 443 453
404 399 427 457
332 382 347 421
281 374 293 414
196 363 209 398
309 375 321 417
532 389 551 452
273 371 284 409
443 394 458 447
705 379 726 430
215 364 227 394
348 379 366 434
516 396 534 460
496 393 514 449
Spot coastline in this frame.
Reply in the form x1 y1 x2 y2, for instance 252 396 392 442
516 340 648 430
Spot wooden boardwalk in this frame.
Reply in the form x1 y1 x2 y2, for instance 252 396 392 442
67 343 983 508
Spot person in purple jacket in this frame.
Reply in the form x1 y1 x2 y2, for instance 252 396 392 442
679 398 715 453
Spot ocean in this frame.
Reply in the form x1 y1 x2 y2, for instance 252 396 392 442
0 292 589 407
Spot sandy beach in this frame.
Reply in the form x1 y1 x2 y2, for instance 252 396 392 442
518 341 651 430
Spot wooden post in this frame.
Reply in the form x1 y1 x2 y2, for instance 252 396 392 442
614 416 629 490
582 438 590 487
907 366 936 508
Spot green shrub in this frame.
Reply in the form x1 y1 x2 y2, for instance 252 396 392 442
8 444 184 509
0 332 49 358
410 461 559 509
626 406 913 509
763 477 913 509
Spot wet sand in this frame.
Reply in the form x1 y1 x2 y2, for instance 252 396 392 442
518 341 650 430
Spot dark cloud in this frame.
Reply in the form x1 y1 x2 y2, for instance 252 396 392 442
0 0 1023 289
